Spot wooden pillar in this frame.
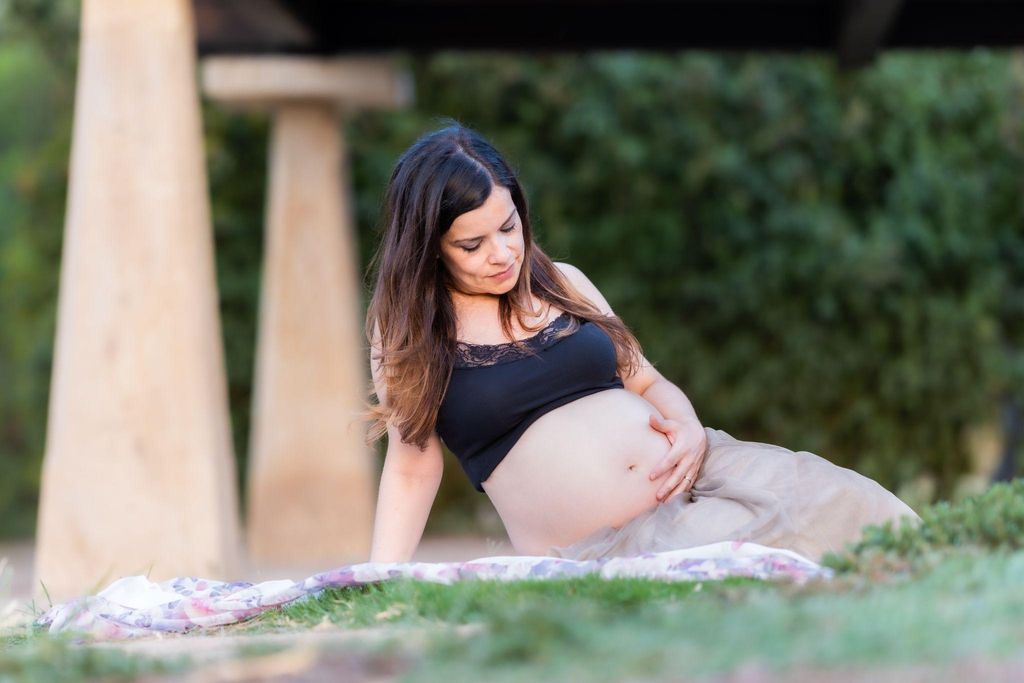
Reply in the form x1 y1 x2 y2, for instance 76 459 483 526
202 56 411 565
35 0 240 602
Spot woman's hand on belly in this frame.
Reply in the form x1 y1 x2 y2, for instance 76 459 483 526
646 414 709 502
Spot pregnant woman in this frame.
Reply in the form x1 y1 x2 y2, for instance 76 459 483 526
365 122 918 563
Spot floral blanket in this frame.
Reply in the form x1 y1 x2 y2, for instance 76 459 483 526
35 541 830 641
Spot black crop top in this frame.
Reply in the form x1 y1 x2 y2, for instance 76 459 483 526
436 312 624 492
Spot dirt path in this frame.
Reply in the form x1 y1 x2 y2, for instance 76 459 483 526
108 624 486 683
113 638 1024 683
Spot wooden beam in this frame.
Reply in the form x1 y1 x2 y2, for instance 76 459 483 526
194 0 314 53
202 55 413 110
193 0 1024 56
837 0 905 69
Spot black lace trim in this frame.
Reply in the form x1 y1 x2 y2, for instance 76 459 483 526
454 312 574 368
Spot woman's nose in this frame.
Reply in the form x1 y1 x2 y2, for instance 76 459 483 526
489 238 512 263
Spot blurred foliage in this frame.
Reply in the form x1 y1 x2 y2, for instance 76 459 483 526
0 1 76 536
824 478 1024 575
0 0 1021 537
0 0 78 75
204 105 269 500
345 51 1024 530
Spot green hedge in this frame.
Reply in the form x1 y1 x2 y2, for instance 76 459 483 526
2 26 1022 536
340 52 1024 527
0 31 73 537
824 478 1024 575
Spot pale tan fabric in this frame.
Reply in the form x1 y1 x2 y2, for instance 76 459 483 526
547 427 921 563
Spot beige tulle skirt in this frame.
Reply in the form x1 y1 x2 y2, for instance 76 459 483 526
546 427 920 563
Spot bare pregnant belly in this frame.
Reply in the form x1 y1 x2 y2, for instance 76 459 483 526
481 389 677 555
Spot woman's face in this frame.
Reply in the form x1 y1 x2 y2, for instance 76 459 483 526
440 184 525 299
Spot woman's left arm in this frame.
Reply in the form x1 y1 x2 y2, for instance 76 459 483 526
555 262 709 501
630 364 708 500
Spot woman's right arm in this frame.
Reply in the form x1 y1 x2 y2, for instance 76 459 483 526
370 428 444 563
368 340 445 563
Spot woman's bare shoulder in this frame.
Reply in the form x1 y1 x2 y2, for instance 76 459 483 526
553 261 584 282
552 262 613 316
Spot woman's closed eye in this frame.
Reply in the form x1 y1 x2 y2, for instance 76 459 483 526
461 224 517 253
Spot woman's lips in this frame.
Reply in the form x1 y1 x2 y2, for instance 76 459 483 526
491 263 515 279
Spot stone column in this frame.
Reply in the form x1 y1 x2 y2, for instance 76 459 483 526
35 0 241 602
202 56 411 565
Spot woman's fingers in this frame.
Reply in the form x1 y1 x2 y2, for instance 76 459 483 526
660 478 691 503
648 415 680 481
656 460 692 500
649 415 708 492
649 414 675 444
682 464 700 491
656 458 703 502
650 454 681 481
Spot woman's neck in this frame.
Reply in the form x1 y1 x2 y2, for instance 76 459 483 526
448 289 501 317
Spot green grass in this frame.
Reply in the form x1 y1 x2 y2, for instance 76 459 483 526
209 548 1024 682
412 550 1024 682
4 554 1024 682
249 573 762 633
5 481 1024 681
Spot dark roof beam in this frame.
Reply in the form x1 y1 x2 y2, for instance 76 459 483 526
195 0 315 54
836 0 905 69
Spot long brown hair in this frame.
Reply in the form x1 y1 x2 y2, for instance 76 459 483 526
364 122 644 449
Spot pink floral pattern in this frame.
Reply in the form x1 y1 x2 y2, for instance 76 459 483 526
35 541 830 641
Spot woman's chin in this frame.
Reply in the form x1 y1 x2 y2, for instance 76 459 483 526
496 278 519 294
452 274 519 298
